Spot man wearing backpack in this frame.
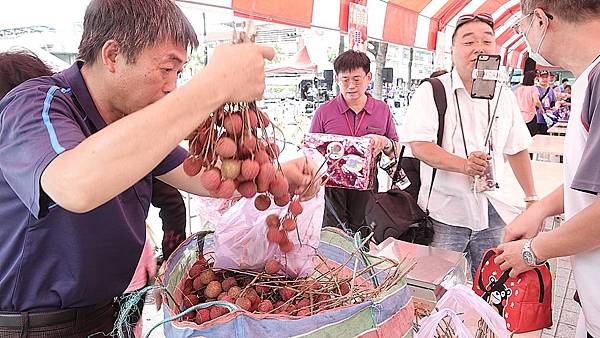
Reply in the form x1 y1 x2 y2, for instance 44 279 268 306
399 13 537 278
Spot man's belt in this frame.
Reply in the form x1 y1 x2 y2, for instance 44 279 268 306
0 302 115 328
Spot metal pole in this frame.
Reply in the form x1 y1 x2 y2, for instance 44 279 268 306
203 12 208 66
407 47 414 85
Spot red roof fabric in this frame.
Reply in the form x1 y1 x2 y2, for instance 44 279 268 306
182 0 532 69
266 46 317 74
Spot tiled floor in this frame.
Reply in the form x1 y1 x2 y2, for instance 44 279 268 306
542 255 581 338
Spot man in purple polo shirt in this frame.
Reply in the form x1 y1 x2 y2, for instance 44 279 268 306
309 50 399 236
0 0 318 336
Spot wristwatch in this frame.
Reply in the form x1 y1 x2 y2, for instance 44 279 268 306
522 238 544 266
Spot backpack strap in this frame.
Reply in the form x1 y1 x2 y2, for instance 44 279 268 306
421 78 447 212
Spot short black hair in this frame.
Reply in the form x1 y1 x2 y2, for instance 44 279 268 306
522 70 536 86
79 0 198 64
334 50 370 75
0 50 53 99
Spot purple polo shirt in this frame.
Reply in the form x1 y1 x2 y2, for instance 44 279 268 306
309 94 398 141
0 62 187 311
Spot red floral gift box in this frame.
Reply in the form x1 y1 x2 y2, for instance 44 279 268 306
303 133 376 191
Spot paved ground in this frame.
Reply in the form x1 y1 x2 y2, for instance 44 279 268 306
543 255 581 338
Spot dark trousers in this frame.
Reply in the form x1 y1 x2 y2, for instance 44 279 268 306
537 122 548 135
324 187 373 238
152 178 186 260
0 302 117 338
526 119 538 136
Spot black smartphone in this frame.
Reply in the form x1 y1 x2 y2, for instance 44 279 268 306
471 54 502 100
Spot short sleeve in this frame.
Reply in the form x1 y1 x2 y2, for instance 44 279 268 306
502 90 533 155
572 70 600 195
309 107 324 133
0 86 86 218
152 145 188 176
383 105 399 142
398 82 439 144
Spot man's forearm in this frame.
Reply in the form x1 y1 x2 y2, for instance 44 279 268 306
41 74 224 212
506 150 537 197
534 189 598 261
525 185 565 235
158 165 211 198
410 141 466 174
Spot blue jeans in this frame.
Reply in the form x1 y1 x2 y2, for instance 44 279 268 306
430 202 505 279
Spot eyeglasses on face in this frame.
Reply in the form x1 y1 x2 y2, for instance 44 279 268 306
338 75 367 86
511 13 533 35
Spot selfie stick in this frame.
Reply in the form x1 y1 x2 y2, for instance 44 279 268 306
471 68 510 147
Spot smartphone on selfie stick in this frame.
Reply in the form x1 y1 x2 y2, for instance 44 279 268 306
471 54 502 100
470 54 503 192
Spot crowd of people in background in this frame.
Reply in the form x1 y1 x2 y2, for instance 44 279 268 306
513 69 572 135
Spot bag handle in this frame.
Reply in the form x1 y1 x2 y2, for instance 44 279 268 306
478 249 548 304
477 249 501 293
533 266 546 303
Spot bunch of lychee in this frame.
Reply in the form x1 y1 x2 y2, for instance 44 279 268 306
179 257 339 325
264 198 304 253
183 104 289 204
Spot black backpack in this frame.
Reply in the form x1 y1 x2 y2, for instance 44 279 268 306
365 78 447 245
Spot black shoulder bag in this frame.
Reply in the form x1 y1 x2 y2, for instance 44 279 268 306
365 78 447 245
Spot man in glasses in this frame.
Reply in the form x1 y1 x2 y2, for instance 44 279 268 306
495 1 600 336
400 13 536 278
309 50 399 237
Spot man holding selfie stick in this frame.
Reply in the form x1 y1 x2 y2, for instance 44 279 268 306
399 13 536 278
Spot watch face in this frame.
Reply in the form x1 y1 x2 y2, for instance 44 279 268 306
523 251 535 265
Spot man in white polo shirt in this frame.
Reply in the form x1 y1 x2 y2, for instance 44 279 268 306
494 1 600 337
400 13 537 278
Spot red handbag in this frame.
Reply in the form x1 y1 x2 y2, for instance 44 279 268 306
472 249 553 333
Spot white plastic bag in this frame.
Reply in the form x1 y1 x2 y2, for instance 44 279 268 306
213 188 324 277
417 308 472 338
417 285 509 338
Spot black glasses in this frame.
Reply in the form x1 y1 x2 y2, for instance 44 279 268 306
456 13 494 29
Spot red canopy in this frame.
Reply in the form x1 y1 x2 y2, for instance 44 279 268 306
178 0 530 69
266 46 317 74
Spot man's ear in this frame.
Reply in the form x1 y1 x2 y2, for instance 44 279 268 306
101 40 121 73
533 8 550 28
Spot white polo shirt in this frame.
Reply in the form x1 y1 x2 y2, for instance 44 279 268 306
399 69 532 231
564 56 600 337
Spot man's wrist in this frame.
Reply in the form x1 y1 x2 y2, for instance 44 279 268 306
530 235 548 263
